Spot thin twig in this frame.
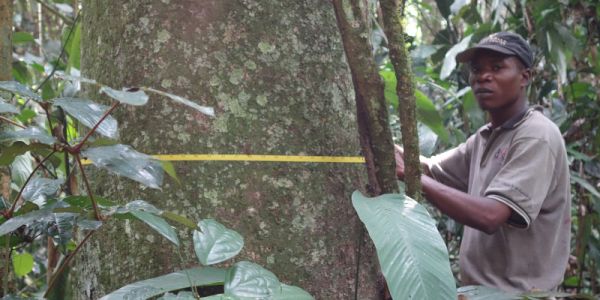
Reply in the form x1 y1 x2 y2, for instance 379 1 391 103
72 102 119 153
7 150 57 217
44 230 95 298
0 116 26 129
74 154 101 221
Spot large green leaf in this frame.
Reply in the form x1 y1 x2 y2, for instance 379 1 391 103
440 34 472 80
0 99 18 113
0 81 42 102
193 219 244 265
54 98 119 139
0 208 53 236
0 142 52 166
202 284 314 300
415 90 449 142
12 251 34 277
82 144 163 189
130 211 179 246
12 32 35 44
351 191 456 300
0 127 56 145
100 86 149 106
100 267 227 300
68 23 81 69
224 261 280 299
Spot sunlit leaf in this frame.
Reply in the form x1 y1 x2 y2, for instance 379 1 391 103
54 71 97 85
77 219 103 230
22 177 64 206
11 153 33 188
158 292 196 300
100 267 227 300
68 23 81 69
47 213 77 245
100 86 149 106
193 219 244 265
130 210 179 246
0 99 18 113
161 161 180 184
224 261 280 298
440 34 472 79
145 87 214 116
122 200 162 215
54 98 119 139
0 127 56 145
82 144 163 189
12 251 34 277
0 81 42 102
352 191 456 300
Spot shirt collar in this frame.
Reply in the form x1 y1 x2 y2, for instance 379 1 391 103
480 105 541 136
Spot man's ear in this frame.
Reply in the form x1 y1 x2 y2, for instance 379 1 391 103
521 68 532 87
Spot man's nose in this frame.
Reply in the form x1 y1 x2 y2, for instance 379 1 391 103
475 70 492 82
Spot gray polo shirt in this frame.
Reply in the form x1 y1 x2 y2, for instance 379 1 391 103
428 107 571 292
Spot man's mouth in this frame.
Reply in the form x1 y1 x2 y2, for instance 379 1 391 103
474 88 493 96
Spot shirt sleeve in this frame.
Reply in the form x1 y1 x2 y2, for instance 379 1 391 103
428 135 474 193
484 137 557 228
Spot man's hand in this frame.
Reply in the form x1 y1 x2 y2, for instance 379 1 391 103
394 144 405 180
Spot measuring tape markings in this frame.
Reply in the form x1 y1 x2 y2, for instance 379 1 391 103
81 154 366 164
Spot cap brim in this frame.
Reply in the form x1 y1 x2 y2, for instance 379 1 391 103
456 45 516 64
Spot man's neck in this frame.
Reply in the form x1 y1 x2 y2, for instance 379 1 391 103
488 98 528 129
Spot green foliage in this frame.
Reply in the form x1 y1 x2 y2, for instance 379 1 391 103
352 191 456 300
11 251 34 278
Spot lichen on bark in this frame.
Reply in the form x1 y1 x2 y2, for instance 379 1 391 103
72 1 381 299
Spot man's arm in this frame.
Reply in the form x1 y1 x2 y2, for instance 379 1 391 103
395 145 511 234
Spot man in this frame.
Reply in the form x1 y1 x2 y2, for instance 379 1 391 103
394 32 571 292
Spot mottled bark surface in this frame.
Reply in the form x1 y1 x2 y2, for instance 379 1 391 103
380 0 422 199
73 1 380 299
331 0 398 196
0 0 11 81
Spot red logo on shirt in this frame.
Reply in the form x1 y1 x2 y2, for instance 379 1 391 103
494 147 508 161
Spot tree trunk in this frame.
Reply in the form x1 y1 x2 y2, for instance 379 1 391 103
0 0 11 81
72 1 380 299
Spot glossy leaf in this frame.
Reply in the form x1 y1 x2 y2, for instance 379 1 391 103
100 86 149 106
352 191 456 300
22 177 64 206
54 98 119 139
145 87 214 116
54 71 97 85
0 81 42 102
0 208 53 236
0 99 18 113
224 261 280 299
47 213 77 245
130 210 179 246
193 219 244 265
11 153 33 188
123 200 162 215
440 34 472 79
100 267 227 300
158 292 196 300
12 251 34 277
0 127 56 145
82 144 163 189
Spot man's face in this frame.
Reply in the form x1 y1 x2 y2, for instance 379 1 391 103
468 49 530 112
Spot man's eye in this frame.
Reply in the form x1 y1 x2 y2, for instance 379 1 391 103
470 66 479 73
492 65 501 71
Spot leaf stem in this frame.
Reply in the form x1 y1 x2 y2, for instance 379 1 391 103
74 154 102 221
0 116 26 129
72 102 119 153
7 150 57 217
44 230 95 298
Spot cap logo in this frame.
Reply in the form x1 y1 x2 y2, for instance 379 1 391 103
485 35 507 46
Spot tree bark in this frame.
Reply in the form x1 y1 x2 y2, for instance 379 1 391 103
331 0 398 196
0 0 11 81
73 1 380 299
380 0 422 199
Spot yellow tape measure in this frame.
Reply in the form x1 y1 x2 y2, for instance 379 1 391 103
81 154 366 164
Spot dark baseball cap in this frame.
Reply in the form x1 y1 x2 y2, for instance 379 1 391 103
456 32 533 68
